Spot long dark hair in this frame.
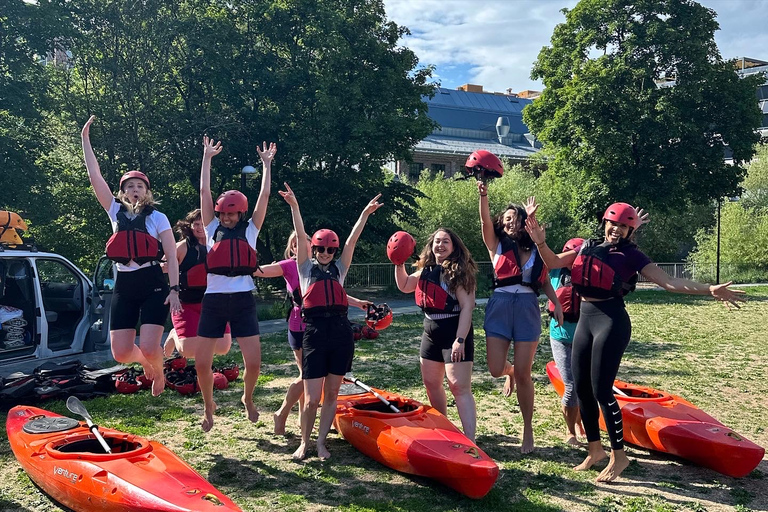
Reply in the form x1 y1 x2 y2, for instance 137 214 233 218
174 209 202 241
493 203 534 250
415 228 477 293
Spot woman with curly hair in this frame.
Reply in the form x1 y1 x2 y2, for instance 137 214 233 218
394 228 478 442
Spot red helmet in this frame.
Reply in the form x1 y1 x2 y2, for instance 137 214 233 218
351 323 364 341
213 372 229 390
603 203 639 229
465 150 503 181
386 231 416 265
219 364 240 382
135 372 152 390
361 325 379 340
164 356 188 372
366 303 393 330
115 370 140 394
312 229 339 248
215 190 248 213
119 171 150 191
563 238 585 253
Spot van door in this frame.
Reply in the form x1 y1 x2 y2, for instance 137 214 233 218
0 258 39 362
35 258 88 354
89 256 115 350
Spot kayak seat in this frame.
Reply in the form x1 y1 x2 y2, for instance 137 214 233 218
352 400 420 414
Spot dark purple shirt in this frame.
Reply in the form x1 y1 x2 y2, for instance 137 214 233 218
603 243 652 283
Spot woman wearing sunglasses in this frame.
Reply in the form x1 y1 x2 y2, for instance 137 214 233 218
278 182 382 461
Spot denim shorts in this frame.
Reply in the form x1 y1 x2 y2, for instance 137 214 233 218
483 290 542 343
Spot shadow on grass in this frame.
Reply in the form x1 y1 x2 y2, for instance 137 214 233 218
0 497 37 512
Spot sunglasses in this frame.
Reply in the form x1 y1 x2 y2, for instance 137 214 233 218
314 247 337 255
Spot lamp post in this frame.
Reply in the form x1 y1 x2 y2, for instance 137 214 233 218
241 165 256 193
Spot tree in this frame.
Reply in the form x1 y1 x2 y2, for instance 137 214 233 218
524 0 764 219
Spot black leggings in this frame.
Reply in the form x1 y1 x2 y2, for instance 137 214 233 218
572 298 631 450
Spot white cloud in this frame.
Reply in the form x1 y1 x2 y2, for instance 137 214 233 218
383 0 768 93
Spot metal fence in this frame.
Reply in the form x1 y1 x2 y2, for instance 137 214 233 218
344 262 707 288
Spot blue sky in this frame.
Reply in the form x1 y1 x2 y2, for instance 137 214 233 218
383 0 768 93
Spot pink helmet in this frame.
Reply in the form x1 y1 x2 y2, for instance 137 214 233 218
215 190 248 213
465 150 503 180
386 231 416 265
119 170 150 191
311 229 339 248
563 238 585 253
603 203 639 229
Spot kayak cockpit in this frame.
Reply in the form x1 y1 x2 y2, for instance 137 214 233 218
342 398 424 418
614 382 672 402
45 432 152 460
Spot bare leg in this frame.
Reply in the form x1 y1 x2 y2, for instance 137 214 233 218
163 329 179 357
563 404 584 445
275 348 304 435
316 374 344 460
138 324 166 396
485 336 514 396
574 440 608 471
513 340 537 454
445 361 476 443
110 329 151 372
238 335 262 422
420 358 448 415
214 332 232 356
597 448 630 482
195 337 218 432
294 377 323 460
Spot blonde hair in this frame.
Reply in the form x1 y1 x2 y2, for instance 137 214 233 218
116 189 158 213
283 230 311 259
415 228 477 293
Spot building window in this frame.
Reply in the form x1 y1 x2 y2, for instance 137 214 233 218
430 163 446 174
409 163 424 180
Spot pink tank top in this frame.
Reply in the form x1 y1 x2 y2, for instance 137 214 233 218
278 259 305 332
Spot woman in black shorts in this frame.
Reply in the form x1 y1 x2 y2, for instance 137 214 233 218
81 115 181 396
394 228 479 442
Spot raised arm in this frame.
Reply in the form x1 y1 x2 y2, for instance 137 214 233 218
81 115 115 211
200 136 222 225
340 194 383 269
279 183 309 266
394 265 420 294
477 181 498 257
347 295 373 311
251 141 277 230
640 264 746 308
524 215 576 269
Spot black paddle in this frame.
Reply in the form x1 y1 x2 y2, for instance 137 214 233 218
66 396 112 454
344 373 401 413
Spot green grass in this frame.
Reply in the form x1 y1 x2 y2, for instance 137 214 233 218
1 288 767 511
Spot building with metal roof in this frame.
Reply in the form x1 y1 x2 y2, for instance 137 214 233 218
735 58 768 140
391 85 542 181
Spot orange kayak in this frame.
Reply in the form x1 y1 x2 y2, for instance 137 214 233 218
546 361 764 477
334 380 498 498
6 405 242 511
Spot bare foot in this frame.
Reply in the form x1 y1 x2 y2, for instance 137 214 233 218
502 373 515 397
162 337 175 358
565 434 581 446
273 411 288 435
596 450 630 482
317 443 331 461
142 364 156 382
521 426 535 454
292 442 308 461
574 447 608 471
242 396 260 423
150 369 165 396
202 403 217 432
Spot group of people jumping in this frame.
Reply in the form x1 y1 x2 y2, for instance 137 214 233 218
82 116 744 480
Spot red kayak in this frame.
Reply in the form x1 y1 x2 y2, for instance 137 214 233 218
546 361 764 477
333 379 498 498
7 405 242 511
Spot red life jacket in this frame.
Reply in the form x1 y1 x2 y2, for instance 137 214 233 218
571 240 638 299
105 204 163 265
548 268 580 323
302 262 348 318
179 237 207 303
415 265 460 314
493 237 547 295
206 221 259 276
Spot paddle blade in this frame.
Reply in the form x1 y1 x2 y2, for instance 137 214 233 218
66 396 93 422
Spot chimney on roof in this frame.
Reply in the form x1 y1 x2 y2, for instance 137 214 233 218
496 117 510 144
458 84 483 93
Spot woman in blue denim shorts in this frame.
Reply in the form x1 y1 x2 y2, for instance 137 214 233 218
477 178 562 454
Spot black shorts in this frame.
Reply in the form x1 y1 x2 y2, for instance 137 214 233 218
302 316 354 379
110 265 169 330
198 292 260 339
420 316 474 363
288 330 304 351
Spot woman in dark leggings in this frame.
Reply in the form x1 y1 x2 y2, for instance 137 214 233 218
526 201 744 482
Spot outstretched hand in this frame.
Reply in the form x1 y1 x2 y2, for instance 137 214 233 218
81 115 96 139
278 182 298 207
523 196 539 217
524 215 546 245
635 207 650 227
710 282 747 310
257 141 277 165
202 136 223 159
363 194 384 215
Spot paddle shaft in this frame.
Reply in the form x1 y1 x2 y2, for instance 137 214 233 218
612 385 629 397
84 418 112 454
352 378 401 413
